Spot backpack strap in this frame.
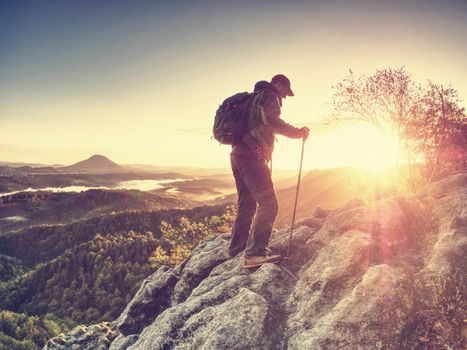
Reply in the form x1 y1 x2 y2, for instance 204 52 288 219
237 92 265 157
240 91 277 161
248 91 268 127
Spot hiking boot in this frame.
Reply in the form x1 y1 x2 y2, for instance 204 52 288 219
244 254 282 269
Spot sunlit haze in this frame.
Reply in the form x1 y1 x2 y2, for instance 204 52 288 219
1 0 466 170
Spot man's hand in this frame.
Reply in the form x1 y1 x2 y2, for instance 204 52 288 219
300 127 310 141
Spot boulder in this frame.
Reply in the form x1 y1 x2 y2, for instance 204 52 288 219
287 264 412 350
108 334 138 350
172 234 230 303
160 288 271 350
116 265 178 335
126 260 294 350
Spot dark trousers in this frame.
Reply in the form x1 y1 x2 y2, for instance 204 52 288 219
229 153 278 257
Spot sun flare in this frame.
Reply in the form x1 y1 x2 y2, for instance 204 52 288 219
341 122 401 171
273 121 402 171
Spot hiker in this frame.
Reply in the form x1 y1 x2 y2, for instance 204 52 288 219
229 74 310 268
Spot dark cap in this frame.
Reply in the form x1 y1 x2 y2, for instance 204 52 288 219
271 74 294 96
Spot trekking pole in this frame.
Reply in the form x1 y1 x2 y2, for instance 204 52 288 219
285 137 306 262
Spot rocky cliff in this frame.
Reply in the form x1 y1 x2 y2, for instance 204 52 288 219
43 173 466 350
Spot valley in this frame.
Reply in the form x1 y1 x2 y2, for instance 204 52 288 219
0 155 414 349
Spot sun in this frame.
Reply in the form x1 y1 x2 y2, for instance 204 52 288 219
346 123 401 171
324 121 402 171
271 121 402 171
368 129 400 171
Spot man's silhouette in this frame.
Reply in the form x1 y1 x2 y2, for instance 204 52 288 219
229 74 309 268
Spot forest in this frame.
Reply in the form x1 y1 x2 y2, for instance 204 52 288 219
0 204 235 349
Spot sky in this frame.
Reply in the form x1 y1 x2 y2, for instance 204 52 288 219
1 0 466 170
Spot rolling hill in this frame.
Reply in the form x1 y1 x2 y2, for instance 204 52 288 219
211 166 411 228
0 188 197 233
57 154 131 174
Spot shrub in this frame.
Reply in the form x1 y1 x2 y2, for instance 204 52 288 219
403 268 466 349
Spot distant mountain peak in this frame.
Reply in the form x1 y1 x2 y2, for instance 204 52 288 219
88 154 110 160
60 154 127 174
82 154 117 165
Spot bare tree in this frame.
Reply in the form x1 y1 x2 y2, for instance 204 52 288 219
407 82 466 182
332 67 421 189
333 67 419 139
332 67 466 189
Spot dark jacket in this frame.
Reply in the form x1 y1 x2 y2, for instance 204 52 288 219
231 81 302 160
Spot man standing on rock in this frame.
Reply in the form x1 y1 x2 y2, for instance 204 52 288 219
229 74 309 268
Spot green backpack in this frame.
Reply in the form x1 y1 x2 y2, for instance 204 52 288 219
212 91 264 145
